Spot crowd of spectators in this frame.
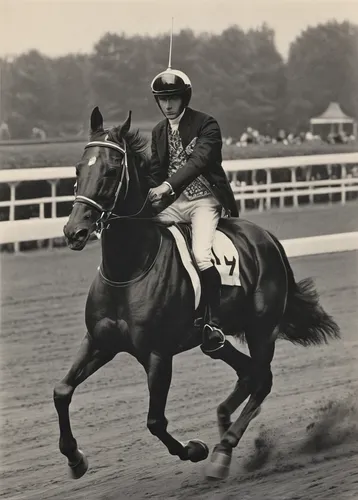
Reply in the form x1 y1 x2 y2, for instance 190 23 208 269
224 127 356 147
222 126 358 192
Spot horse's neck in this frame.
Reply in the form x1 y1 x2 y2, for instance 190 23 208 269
101 170 160 283
101 219 160 284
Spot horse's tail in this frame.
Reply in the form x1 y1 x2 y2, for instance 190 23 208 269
269 232 341 346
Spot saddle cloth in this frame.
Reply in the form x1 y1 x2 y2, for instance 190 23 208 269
167 225 241 310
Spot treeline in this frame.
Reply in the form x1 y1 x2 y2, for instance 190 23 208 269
1 20 358 138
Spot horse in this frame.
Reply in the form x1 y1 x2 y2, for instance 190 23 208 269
54 107 340 481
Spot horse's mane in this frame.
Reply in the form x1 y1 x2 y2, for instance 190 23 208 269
90 125 151 193
106 127 150 170
104 126 151 194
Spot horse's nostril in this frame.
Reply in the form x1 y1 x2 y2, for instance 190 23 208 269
75 228 89 240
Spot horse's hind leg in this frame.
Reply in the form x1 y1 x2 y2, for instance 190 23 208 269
53 333 115 479
202 339 254 438
216 378 251 438
207 330 275 479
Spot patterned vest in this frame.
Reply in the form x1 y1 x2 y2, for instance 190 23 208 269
168 127 211 200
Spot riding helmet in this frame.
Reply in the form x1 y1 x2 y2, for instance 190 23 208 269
151 68 192 108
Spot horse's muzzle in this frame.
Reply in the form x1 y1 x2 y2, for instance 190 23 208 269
63 202 98 250
63 224 91 251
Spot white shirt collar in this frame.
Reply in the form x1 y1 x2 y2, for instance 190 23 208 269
168 108 186 130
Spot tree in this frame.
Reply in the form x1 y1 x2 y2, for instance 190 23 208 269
285 21 358 131
0 57 14 125
82 26 286 135
8 50 56 137
51 54 93 135
91 32 159 124
191 25 285 137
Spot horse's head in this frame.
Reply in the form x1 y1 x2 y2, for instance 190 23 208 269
64 107 133 250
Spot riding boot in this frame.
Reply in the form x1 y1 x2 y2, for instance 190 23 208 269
200 265 225 353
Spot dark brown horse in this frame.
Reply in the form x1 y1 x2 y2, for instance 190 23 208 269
54 108 340 480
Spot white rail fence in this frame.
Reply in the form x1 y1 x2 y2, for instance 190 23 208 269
0 152 358 252
225 152 358 211
0 215 357 259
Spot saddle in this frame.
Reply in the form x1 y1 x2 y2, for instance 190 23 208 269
159 220 242 313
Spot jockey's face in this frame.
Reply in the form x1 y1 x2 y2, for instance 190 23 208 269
157 96 184 119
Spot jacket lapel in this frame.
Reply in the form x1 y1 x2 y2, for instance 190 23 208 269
178 107 193 149
157 119 168 164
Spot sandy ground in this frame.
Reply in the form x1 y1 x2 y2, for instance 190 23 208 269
1 204 358 500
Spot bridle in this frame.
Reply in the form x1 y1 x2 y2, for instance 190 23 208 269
73 138 150 234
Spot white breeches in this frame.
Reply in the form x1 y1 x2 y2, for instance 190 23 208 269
157 194 221 271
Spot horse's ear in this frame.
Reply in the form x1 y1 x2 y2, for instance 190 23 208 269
120 110 132 138
90 106 104 133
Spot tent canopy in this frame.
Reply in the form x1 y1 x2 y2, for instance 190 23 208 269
310 102 356 124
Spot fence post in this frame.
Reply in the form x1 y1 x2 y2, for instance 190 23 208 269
9 182 19 253
257 182 264 212
291 167 298 208
37 202 45 249
240 183 246 213
49 180 58 218
327 164 333 204
39 202 45 219
48 179 58 249
341 164 347 205
232 171 238 187
252 170 259 210
279 187 284 209
266 169 271 210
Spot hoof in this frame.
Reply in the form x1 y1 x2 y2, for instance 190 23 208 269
184 439 209 463
68 449 89 479
205 446 232 480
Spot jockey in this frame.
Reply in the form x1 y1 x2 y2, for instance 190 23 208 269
147 67 239 352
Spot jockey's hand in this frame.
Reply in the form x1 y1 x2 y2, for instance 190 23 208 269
148 183 172 203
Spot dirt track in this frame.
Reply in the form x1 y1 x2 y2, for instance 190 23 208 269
1 206 358 500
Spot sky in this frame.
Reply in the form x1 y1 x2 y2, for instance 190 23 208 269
1 0 358 60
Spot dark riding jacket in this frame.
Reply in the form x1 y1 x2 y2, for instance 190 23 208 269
147 107 239 217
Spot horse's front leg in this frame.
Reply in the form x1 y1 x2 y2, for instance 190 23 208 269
53 333 115 478
145 351 209 463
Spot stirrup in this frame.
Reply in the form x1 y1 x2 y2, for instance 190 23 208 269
201 323 226 353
